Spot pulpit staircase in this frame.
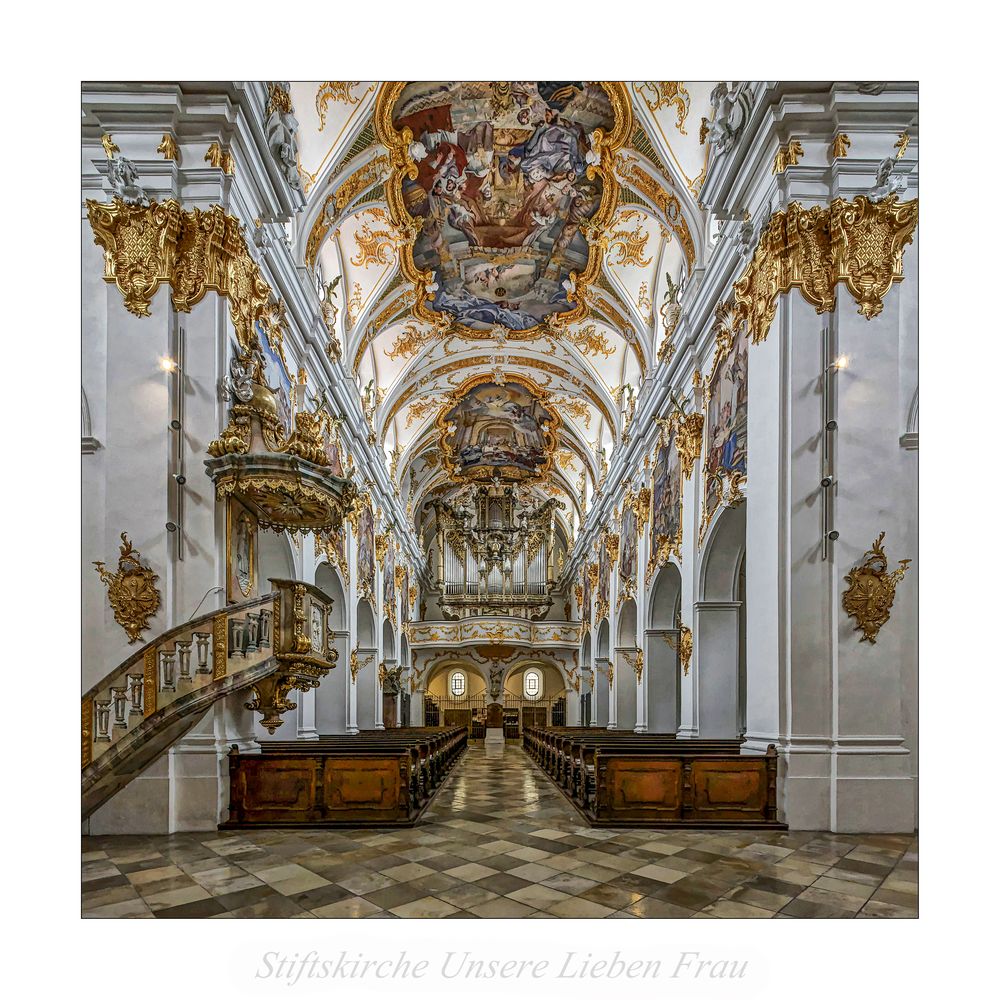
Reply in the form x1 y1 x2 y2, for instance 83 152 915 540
82 579 339 818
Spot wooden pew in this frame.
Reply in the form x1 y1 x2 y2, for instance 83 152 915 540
223 727 466 828
522 726 785 830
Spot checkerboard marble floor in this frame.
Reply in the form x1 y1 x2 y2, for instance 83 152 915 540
82 744 917 918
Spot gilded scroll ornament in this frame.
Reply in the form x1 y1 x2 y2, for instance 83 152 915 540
157 133 179 161
350 648 373 682
674 411 704 479
842 532 910 643
101 134 120 159
666 624 693 676
634 486 651 535
316 82 362 129
375 531 389 569
830 133 851 158
732 195 919 343
772 139 804 175
635 82 690 134
621 648 644 683
605 532 620 564
205 142 235 175
93 532 161 644
894 132 910 159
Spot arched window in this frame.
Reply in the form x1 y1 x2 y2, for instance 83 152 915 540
523 669 542 700
449 670 467 698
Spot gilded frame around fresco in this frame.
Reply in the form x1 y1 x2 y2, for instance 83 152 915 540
374 81 634 340
435 371 562 485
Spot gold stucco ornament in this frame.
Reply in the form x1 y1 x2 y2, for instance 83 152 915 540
842 532 911 643
93 533 161 644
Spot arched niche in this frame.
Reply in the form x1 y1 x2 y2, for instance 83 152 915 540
695 503 746 737
356 598 376 648
315 561 346 630
615 598 638 732
580 632 593 726
594 618 611 726
259 531 295 586
647 561 682 733
382 618 396 661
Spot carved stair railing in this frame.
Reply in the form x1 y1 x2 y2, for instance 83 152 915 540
82 579 339 818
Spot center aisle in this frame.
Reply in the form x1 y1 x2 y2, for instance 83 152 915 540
81 744 917 918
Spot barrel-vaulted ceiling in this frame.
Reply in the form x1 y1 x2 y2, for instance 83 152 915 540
291 82 717 544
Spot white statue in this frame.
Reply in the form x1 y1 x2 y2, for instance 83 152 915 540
108 155 147 205
488 665 503 700
265 82 304 194
707 82 754 154
868 156 907 203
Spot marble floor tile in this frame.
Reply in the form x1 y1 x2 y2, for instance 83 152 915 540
82 745 916 920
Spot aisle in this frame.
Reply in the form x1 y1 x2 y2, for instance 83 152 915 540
81 745 917 918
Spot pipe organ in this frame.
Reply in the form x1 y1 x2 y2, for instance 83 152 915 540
431 486 562 619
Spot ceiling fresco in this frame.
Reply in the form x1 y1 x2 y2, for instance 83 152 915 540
292 81 715 550
377 82 632 337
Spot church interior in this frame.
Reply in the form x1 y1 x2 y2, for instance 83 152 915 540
80 79 919 921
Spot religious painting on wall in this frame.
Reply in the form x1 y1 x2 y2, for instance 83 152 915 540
620 502 637 592
383 540 396 620
324 425 345 477
650 425 682 573
702 321 749 539
596 535 611 623
226 498 257 602
389 82 617 333
581 567 591 625
253 323 292 433
358 500 376 602
402 566 410 623
439 379 559 482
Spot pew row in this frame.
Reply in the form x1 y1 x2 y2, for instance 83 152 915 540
523 726 785 829
222 727 467 828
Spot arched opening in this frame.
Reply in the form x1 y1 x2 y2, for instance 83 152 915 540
616 598 638 731
258 531 295 586
423 661 487 732
647 561 682 733
580 633 592 726
594 618 610 727
696 503 746 738
381 618 398 726
314 562 347 734
503 660 569 732
355 598 377 730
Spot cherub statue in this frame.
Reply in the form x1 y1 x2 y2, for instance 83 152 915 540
265 82 304 194
108 155 147 205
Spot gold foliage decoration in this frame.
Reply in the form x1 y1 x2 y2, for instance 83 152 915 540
86 198 278 353
830 134 851 158
93 532 161 644
665 623 693 676
732 195 919 344
674 411 704 480
772 139 804 175
316 82 362 129
635 81 690 134
606 213 652 267
566 323 615 359
350 208 402 269
386 322 438 361
842 532 910 643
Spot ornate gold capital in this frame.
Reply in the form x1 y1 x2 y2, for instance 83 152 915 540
605 531 620 564
86 198 281 353
674 411 704 479
733 195 918 344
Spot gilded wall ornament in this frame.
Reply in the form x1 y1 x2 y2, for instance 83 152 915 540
665 623 693 676
375 530 389 569
673 411 704 479
605 532 620 564
93 532 161 644
830 133 851 158
772 140 804 175
621 648 644 683
101 134 120 159
205 142 235 175
842 532 911 643
566 323 614 359
157 133 178 161
350 209 402 269
732 194 919 343
894 132 910 158
606 213 653 267
634 486 651 535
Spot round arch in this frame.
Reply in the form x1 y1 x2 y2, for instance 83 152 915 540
356 598 376 648
315 561 346 630
695 503 746 737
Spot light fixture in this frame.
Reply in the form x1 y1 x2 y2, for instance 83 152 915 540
165 521 178 532
826 529 840 541
820 476 834 488
830 354 849 371
173 474 186 485
159 355 178 373
169 419 182 430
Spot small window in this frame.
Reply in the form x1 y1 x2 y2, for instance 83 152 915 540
524 669 542 700
450 670 466 698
